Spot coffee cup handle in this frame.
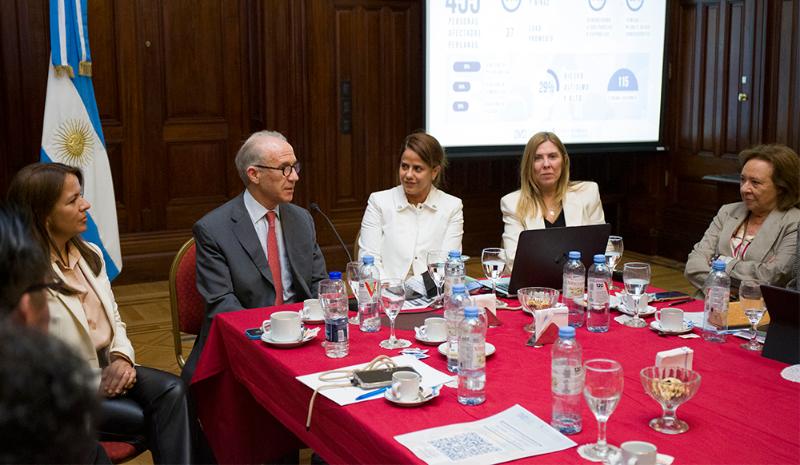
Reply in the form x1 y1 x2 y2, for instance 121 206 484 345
654 309 661 323
261 320 271 333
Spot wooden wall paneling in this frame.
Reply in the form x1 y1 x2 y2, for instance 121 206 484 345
765 0 800 151
0 0 49 190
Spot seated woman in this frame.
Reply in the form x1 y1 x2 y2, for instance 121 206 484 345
358 131 463 279
501 131 605 268
685 144 800 291
8 163 191 465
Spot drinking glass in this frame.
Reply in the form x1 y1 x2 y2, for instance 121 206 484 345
379 278 411 349
622 262 650 328
578 359 624 462
346 261 361 325
517 287 559 333
739 280 766 351
427 250 448 309
640 366 701 434
605 236 624 290
481 248 507 307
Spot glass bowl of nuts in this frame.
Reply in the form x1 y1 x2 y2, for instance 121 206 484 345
640 366 702 434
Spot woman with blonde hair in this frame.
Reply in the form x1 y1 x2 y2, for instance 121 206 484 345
501 131 605 268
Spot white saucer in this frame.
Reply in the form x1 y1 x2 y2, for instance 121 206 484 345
260 328 319 348
618 303 657 317
649 320 693 335
415 334 447 346
384 386 440 407
437 342 496 357
780 365 800 383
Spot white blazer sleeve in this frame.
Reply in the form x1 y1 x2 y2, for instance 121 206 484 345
441 198 464 253
501 193 523 268
357 193 387 277
584 182 606 224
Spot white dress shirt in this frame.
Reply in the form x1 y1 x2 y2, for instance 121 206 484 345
243 190 296 302
358 185 463 279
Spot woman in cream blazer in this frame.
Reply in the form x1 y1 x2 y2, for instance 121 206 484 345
8 162 192 465
502 132 605 268
358 131 463 279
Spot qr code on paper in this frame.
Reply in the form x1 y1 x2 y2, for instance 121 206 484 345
430 432 500 461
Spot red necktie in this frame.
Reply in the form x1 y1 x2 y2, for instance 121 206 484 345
266 211 283 306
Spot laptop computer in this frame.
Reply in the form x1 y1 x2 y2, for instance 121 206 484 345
760 284 800 365
487 223 612 296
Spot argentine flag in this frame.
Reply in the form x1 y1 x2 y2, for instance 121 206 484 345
41 0 121 280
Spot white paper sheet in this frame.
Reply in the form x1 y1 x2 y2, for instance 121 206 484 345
295 354 455 406
394 404 576 465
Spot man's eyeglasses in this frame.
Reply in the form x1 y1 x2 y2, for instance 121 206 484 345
252 162 302 177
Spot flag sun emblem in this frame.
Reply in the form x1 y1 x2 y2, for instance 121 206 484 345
54 119 94 166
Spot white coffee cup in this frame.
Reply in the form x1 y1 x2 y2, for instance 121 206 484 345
261 311 303 342
391 371 421 402
656 307 684 331
620 441 657 465
423 317 447 341
303 299 324 320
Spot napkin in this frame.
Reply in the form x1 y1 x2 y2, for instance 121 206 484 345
471 293 496 316
527 305 568 346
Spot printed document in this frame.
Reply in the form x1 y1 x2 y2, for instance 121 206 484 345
394 404 576 465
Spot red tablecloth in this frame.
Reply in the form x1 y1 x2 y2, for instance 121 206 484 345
191 294 800 465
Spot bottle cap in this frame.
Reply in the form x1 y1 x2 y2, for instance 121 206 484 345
328 271 342 280
568 251 581 260
362 255 374 265
558 326 576 338
448 250 462 259
464 306 479 318
711 260 726 271
593 254 606 264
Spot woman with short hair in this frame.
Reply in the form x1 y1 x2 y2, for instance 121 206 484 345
685 144 800 291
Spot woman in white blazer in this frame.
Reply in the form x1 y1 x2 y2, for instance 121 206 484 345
502 132 605 268
358 131 463 279
8 163 191 465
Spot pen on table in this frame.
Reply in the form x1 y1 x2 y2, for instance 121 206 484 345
355 386 389 400
664 297 694 306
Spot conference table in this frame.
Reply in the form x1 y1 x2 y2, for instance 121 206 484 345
190 289 800 464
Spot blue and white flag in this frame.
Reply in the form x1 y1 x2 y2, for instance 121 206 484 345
41 0 121 280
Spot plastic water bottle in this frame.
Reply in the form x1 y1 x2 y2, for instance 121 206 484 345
321 271 348 358
551 326 583 434
445 284 470 373
458 306 486 405
702 260 730 343
357 256 381 332
586 254 611 332
563 251 586 328
443 250 465 297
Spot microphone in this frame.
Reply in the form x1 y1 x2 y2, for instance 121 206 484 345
309 202 353 263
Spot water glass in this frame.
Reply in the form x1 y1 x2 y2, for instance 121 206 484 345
739 280 766 351
605 236 623 289
346 261 361 325
379 278 411 349
578 359 624 462
623 262 650 328
481 248 507 306
427 250 448 308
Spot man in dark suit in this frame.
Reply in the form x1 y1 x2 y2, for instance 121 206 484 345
183 130 327 382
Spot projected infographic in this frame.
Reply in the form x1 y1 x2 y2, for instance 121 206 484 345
426 0 666 147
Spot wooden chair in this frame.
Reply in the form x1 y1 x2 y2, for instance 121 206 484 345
169 238 204 368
